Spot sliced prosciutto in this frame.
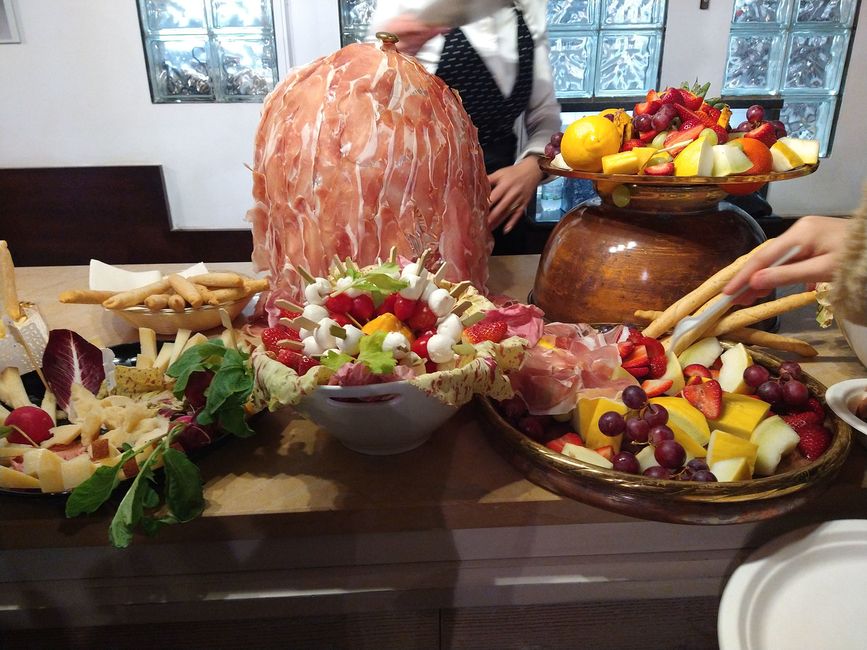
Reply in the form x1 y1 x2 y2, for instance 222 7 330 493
246 38 492 313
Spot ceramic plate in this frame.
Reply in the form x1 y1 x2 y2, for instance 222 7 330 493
718 519 867 650
825 378 867 449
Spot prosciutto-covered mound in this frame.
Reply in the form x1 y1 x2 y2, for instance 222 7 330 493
246 38 492 310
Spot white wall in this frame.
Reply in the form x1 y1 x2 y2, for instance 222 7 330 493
1 0 864 232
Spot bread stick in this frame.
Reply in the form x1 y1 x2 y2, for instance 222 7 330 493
709 291 817 336
642 240 771 339
243 278 269 294
144 294 171 311
59 289 117 304
207 287 247 305
187 272 245 288
167 294 186 312
167 274 203 308
103 278 171 310
0 240 21 320
194 283 216 304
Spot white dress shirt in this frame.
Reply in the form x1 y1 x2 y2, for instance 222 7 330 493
370 0 562 161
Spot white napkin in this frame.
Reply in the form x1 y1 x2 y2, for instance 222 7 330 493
88 260 209 292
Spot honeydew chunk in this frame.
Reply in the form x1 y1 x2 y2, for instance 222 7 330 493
0 465 40 489
778 137 819 165
659 349 685 396
711 143 753 177
561 442 614 469
649 396 711 447
770 140 803 172
38 450 65 493
21 448 49 476
61 453 95 491
584 398 628 452
677 337 723 370
636 445 660 473
708 393 770 439
718 343 753 394
709 457 751 482
707 429 759 476
40 423 83 448
750 415 800 476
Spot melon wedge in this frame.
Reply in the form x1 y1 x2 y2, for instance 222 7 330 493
674 137 713 176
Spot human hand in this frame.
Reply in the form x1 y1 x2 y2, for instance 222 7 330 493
487 157 545 234
723 215 849 304
378 14 448 56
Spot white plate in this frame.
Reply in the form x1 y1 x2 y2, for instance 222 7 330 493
825 378 867 449
719 520 867 650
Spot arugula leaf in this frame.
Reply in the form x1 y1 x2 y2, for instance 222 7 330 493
167 341 231 398
108 437 170 548
356 332 397 375
0 425 11 439
320 350 353 372
162 447 204 522
65 447 136 517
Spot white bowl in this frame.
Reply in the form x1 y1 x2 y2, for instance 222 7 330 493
839 318 867 369
825 378 867 450
296 381 458 455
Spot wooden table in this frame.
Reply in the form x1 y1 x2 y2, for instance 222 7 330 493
2 256 866 648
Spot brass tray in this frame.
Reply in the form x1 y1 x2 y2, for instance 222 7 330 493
477 345 851 525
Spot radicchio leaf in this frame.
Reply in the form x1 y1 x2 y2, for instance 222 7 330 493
42 329 106 410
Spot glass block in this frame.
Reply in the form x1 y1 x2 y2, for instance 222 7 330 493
794 0 857 25
549 34 597 98
780 95 835 155
731 0 793 24
547 0 597 29
722 31 785 94
601 0 665 27
595 32 660 96
783 29 849 92
143 0 206 32
210 0 271 30
216 37 277 100
340 0 377 31
149 38 214 101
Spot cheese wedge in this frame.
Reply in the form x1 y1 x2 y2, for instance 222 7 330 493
0 465 40 489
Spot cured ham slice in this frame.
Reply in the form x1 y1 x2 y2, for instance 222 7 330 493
246 38 492 312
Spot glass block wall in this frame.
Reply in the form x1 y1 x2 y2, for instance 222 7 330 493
724 0 859 155
137 0 278 103
339 0 667 99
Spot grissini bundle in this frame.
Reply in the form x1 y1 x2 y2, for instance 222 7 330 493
59 289 116 304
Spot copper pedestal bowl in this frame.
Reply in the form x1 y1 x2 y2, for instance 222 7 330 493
532 163 818 325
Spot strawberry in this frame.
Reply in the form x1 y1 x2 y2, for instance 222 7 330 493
295 354 320 375
376 293 398 317
262 326 294 353
330 313 351 327
351 294 376 322
683 363 712 379
701 103 722 122
710 368 720 380
625 365 650 379
679 89 705 111
622 345 649 368
649 355 668 379
673 103 705 125
682 379 722 419
659 87 685 106
498 395 529 421
641 378 674 398
627 328 645 344
634 99 662 116
617 341 635 359
394 296 417 322
744 122 777 148
685 375 704 387
594 445 615 462
621 138 643 152
805 397 825 419
638 129 661 143
663 124 706 154
276 348 300 369
463 319 508 344
797 425 831 460
679 117 706 132
781 411 823 434
408 302 437 332
546 432 584 454
324 292 353 314
643 161 675 176
425 360 438 374
707 123 729 144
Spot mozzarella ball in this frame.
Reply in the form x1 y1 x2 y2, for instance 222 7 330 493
302 336 323 357
382 331 411 359
314 317 338 350
436 313 463 342
337 324 363 357
427 288 456 317
426 334 455 363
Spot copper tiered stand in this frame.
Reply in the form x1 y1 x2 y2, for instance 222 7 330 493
531 162 819 325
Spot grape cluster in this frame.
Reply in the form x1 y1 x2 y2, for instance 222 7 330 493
743 360 808 410
598 385 717 482
544 131 563 160
735 104 787 139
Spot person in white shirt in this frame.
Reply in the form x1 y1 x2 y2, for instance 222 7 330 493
370 0 561 254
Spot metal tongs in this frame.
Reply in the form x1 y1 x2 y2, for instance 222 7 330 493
668 244 803 353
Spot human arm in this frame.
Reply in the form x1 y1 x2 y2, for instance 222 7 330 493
723 215 851 304
487 155 545 233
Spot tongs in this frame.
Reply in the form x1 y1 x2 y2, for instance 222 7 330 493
668 244 802 353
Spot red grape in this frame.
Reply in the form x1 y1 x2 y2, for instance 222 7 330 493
648 424 674 446
544 143 557 159
746 104 765 123
598 411 626 437
756 380 784 405
782 379 809 407
686 458 709 472
691 470 718 482
550 132 563 147
622 385 648 409
778 361 803 382
5 406 54 446
518 416 548 442
643 466 673 479
625 416 650 443
612 451 640 474
736 120 753 132
651 111 672 131
654 440 686 469
642 403 668 427
633 114 653 133
768 119 787 137
743 364 771 388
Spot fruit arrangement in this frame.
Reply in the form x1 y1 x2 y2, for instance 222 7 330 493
543 81 819 191
495 327 835 483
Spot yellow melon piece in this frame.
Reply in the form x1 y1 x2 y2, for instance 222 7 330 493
708 393 770 439
571 397 601 439
601 151 640 175
584 398 628 452
649 396 711 447
710 457 751 482
706 429 759 476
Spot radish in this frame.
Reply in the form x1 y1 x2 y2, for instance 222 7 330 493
5 406 54 446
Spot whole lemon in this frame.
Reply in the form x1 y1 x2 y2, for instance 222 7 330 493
560 116 621 172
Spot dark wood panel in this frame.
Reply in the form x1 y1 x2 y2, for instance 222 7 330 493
1 166 252 265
